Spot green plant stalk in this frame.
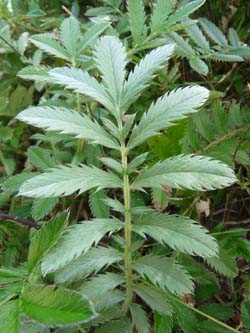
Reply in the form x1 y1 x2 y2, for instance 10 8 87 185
121 144 133 313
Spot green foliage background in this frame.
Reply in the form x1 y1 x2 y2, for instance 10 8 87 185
0 1 249 332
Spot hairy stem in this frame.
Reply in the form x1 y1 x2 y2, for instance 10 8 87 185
121 144 133 313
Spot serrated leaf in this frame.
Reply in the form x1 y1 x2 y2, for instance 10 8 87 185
133 154 236 191
31 197 59 221
54 246 123 283
242 301 250 330
133 256 194 295
200 303 233 321
150 0 174 34
210 53 243 62
17 32 29 55
0 283 22 302
27 146 56 170
130 303 150 333
18 164 122 198
94 36 127 106
133 283 173 315
93 289 125 315
41 218 123 275
79 272 124 301
0 300 20 333
170 298 198 333
127 0 146 44
167 0 205 27
128 86 209 149
30 33 70 60
186 24 210 51
2 172 39 193
189 58 209 75
199 18 228 47
21 321 49 333
151 187 169 210
28 212 68 272
168 31 195 57
205 248 238 278
78 20 110 53
99 157 123 174
49 67 114 112
17 106 119 150
228 28 240 48
133 212 218 257
95 317 132 333
121 44 175 111
0 267 26 284
21 284 94 325
154 312 173 333
104 197 125 213
89 189 109 218
128 153 148 173
60 16 80 61
17 65 52 82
